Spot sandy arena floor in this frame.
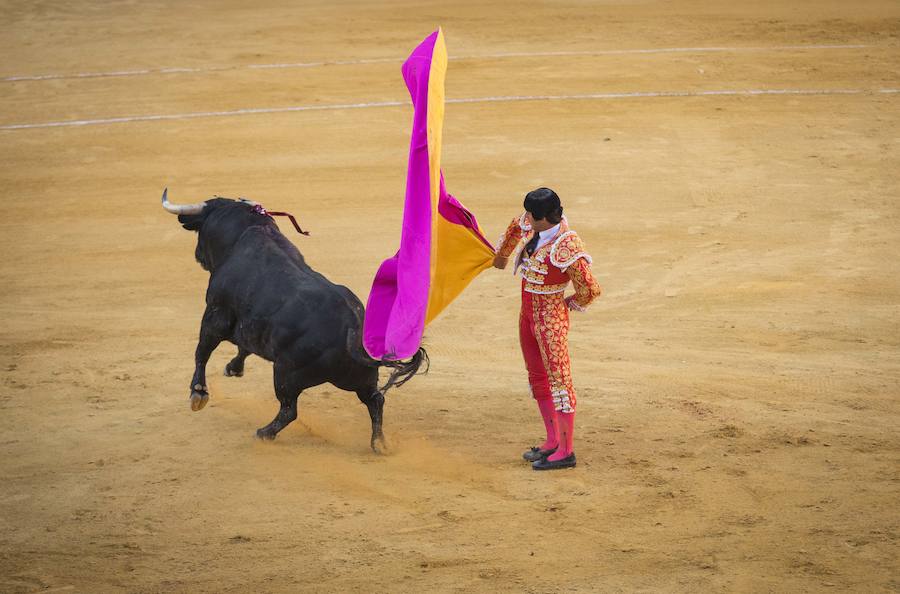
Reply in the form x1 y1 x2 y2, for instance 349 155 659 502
1 1 899 592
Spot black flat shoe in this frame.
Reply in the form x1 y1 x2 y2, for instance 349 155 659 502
532 453 576 470
522 446 557 462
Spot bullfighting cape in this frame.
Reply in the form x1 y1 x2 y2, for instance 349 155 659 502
363 29 494 360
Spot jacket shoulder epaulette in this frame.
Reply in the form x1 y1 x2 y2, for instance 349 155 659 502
549 230 592 270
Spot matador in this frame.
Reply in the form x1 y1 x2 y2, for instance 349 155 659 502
494 188 601 470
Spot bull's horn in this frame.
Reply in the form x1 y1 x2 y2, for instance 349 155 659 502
161 188 206 215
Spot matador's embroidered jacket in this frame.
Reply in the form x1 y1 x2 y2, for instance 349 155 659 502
496 214 601 413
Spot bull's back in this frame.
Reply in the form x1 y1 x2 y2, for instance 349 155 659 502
209 229 361 363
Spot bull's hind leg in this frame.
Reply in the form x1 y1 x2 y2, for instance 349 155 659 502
224 347 251 377
357 389 386 453
256 364 306 440
189 306 232 411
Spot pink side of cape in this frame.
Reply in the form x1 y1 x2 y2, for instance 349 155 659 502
363 31 439 360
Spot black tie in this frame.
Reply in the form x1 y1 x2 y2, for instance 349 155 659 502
525 233 539 256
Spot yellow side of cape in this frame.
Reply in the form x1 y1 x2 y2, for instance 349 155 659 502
426 217 495 325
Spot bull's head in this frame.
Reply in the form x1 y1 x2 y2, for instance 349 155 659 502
161 188 276 272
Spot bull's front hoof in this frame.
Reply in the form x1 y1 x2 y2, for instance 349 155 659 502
255 428 277 440
190 391 209 411
223 364 243 377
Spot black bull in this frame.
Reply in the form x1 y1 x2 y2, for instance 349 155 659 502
162 191 427 451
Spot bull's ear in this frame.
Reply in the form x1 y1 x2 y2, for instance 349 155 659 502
178 214 204 231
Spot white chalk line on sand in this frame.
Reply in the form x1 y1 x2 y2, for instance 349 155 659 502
0 44 873 82
2 88 897 131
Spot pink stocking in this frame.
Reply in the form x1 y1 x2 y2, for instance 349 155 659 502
547 412 574 461
536 398 559 451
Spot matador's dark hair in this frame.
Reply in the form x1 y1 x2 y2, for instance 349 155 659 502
523 187 563 224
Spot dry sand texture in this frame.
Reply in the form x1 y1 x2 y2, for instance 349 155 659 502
1 1 899 592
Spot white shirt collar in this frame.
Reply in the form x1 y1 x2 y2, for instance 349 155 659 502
533 223 561 251
541 223 560 239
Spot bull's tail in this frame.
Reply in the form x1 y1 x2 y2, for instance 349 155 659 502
378 347 429 395
346 328 429 395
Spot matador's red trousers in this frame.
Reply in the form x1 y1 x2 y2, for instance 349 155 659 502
519 286 576 413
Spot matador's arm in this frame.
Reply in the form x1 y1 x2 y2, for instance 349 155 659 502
565 257 602 311
493 213 530 269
